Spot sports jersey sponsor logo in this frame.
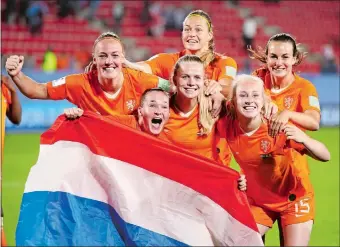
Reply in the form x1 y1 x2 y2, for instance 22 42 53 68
284 96 294 109
225 66 237 79
126 99 136 112
52 77 66 87
260 139 271 153
309 96 320 109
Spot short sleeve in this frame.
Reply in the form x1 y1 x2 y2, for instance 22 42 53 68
137 70 169 92
217 56 237 81
144 53 176 79
46 74 85 105
299 80 320 113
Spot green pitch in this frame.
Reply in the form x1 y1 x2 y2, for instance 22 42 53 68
2 128 339 246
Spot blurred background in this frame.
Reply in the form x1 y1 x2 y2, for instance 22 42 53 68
1 0 339 246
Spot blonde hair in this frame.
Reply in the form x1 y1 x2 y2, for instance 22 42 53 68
248 33 306 67
85 31 124 73
171 55 216 135
184 10 220 68
226 74 269 119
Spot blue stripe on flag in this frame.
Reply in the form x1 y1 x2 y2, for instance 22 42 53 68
16 191 188 246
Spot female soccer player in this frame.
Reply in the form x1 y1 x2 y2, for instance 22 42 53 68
218 74 330 246
249 33 321 137
5 32 169 116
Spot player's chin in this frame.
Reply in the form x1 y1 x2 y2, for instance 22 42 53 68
149 124 164 135
240 110 259 119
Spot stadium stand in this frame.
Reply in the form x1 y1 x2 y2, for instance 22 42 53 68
1 0 339 72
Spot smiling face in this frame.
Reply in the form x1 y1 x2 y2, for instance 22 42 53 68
174 61 205 99
266 41 297 79
138 91 170 135
234 80 264 119
182 15 212 53
93 38 124 80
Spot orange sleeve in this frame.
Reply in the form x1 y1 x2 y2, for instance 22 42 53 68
46 74 86 105
217 56 237 81
129 69 167 94
144 53 176 79
299 79 321 113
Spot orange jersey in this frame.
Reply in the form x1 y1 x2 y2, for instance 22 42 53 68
145 50 237 81
217 117 313 207
46 68 161 116
253 68 321 114
164 104 223 163
1 83 11 161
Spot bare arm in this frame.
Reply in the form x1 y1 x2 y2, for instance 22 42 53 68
218 78 232 99
284 124 330 162
288 110 320 131
124 59 153 74
7 90 22 124
5 55 48 99
269 109 320 137
10 71 48 99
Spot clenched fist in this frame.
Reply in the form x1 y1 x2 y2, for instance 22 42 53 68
5 55 24 77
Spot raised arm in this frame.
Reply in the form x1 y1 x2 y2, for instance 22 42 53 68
5 55 48 99
284 124 330 162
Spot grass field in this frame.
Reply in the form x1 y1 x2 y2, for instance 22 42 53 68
2 127 339 246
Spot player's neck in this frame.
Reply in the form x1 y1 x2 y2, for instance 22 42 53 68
174 94 198 114
271 73 295 90
98 72 124 94
238 115 262 133
185 48 208 57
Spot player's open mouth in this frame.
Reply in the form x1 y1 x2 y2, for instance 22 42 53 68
184 87 198 93
151 117 163 128
273 67 285 71
187 39 198 44
103 67 116 72
243 106 256 111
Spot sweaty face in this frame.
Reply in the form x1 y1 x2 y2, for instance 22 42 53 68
174 61 205 99
266 41 297 79
234 81 264 119
182 15 212 53
139 91 170 135
93 38 124 80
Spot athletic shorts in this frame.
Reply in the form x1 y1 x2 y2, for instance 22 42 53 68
250 193 315 227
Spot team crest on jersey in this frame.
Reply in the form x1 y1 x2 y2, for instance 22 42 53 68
284 96 294 109
260 139 271 153
126 99 136 112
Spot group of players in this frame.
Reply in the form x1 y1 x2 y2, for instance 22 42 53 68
2 9 331 246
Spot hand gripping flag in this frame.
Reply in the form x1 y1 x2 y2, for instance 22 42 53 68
16 112 263 246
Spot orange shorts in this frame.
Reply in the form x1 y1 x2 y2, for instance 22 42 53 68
250 193 315 228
